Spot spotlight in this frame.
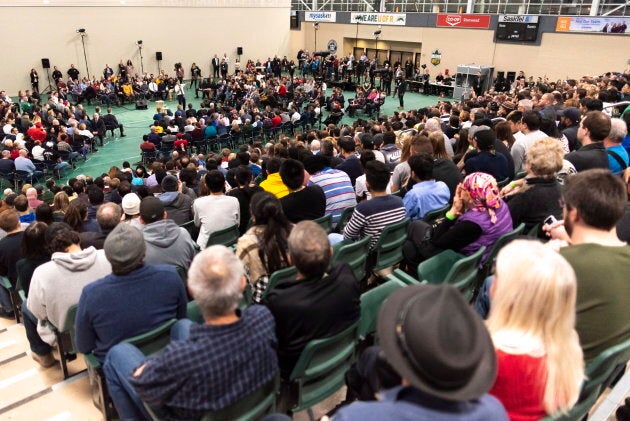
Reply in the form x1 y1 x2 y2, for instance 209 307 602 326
313 22 319 29
136 40 143 45
373 30 381 36
76 28 86 33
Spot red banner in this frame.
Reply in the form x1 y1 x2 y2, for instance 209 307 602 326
436 14 491 29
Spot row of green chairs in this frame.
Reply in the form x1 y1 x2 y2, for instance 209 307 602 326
388 223 526 301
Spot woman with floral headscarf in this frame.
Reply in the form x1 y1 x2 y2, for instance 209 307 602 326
403 172 513 270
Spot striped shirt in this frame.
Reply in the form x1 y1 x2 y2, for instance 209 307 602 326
343 195 407 250
308 168 357 225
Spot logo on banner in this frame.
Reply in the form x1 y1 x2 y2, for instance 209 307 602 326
327 40 338 54
430 50 442 66
499 15 539 23
436 14 491 29
305 12 337 22
350 13 406 26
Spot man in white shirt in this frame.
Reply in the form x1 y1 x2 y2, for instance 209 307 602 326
192 170 239 249
510 110 548 173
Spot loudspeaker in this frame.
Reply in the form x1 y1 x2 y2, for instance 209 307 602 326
135 99 148 110
237 47 243 56
156 52 163 61
506 71 516 84
41 58 50 69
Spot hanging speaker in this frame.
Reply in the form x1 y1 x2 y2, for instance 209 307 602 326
156 52 163 61
41 58 50 69
237 47 243 55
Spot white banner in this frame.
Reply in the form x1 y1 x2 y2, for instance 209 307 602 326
498 15 539 23
350 12 406 26
304 11 337 22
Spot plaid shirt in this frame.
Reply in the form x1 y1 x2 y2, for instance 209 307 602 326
130 305 278 420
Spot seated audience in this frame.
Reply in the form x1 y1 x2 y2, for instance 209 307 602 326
75 223 188 363
103 245 278 420
545 169 630 362
227 166 264 236
487 240 583 420
402 154 450 220
236 192 292 303
140 197 196 269
26 223 112 367
263 220 360 379
0 210 24 318
157 174 193 226
463 128 509 181
279 158 326 223
193 170 240 249
79 202 122 249
260 158 290 199
337 284 508 420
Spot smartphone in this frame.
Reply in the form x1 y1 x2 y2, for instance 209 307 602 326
544 215 558 226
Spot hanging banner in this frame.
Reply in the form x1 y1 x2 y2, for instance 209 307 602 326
304 11 337 22
556 16 628 34
436 14 491 29
350 13 407 26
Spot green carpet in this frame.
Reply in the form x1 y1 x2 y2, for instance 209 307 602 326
54 89 443 185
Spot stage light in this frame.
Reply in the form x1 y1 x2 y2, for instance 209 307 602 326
76 28 86 33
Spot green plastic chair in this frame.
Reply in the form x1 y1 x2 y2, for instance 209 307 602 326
514 171 527 180
541 338 630 421
314 214 333 234
206 224 240 248
144 376 278 421
480 223 526 278
371 218 410 273
358 278 406 340
525 223 541 238
289 322 358 412
336 206 355 233
387 268 422 285
49 304 80 379
186 301 203 324
417 247 486 301
84 318 178 421
261 266 297 300
422 204 450 225
0 275 20 323
332 235 371 281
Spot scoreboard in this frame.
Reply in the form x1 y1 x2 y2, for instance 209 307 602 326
496 15 540 43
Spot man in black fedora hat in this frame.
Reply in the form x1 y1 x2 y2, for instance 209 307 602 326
336 284 508 420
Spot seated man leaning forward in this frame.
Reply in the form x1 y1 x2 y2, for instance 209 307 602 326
103 245 279 420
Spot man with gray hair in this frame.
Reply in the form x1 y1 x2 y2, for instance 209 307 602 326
263 220 360 379
604 117 629 175
310 139 321 154
103 245 278 420
79 202 123 249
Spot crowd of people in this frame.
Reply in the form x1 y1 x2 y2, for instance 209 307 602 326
0 54 629 420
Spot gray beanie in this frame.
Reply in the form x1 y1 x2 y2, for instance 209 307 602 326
104 223 146 274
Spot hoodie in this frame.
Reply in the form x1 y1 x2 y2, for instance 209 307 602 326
142 219 197 269
27 247 111 330
158 191 194 226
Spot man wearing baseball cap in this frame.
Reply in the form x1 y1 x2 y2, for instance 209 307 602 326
335 284 508 420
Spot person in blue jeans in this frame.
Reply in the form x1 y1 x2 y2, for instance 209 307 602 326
103 245 279 421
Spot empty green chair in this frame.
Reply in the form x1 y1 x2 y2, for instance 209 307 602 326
422 204 450 225
358 278 406 340
332 235 371 281
542 338 630 421
288 322 358 413
417 247 486 301
206 224 240 248
261 266 297 300
336 206 355 232
314 214 333 234
371 218 410 273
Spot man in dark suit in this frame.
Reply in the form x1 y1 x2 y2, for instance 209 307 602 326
211 55 220 80
91 113 106 146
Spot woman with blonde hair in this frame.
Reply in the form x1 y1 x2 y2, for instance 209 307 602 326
487 239 584 420
52 191 70 222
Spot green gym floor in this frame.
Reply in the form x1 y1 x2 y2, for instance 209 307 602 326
55 89 443 185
